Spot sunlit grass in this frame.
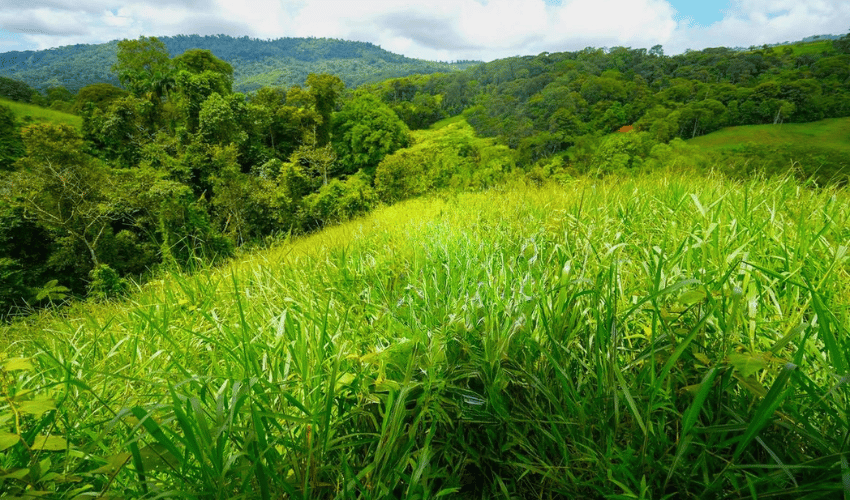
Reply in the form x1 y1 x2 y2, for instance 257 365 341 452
688 117 850 152
1 171 848 498
0 97 82 129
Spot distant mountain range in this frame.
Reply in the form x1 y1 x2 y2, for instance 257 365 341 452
0 34 480 93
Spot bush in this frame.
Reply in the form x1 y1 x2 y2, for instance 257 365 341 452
299 171 378 229
87 264 128 301
588 132 657 175
0 77 34 103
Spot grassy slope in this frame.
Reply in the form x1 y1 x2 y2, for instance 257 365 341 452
1 172 849 498
786 40 834 55
687 117 850 184
688 117 850 152
0 97 81 129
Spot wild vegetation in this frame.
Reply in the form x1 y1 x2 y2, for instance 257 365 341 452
2 171 849 498
1 31 849 316
0 31 849 497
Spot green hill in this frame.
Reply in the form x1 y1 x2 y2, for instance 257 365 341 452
0 97 81 128
687 117 850 184
688 117 850 151
0 35 478 93
1 171 847 498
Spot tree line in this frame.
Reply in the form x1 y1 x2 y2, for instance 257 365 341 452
0 37 412 316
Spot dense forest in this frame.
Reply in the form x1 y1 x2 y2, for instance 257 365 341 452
1 31 850 317
0 35 477 94
357 36 850 168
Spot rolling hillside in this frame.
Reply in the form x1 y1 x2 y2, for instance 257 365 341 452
687 117 850 184
0 97 82 129
0 35 478 93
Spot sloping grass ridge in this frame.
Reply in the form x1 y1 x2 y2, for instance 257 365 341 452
687 117 850 186
0 97 82 129
1 171 849 498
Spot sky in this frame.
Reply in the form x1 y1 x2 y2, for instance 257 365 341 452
0 0 848 61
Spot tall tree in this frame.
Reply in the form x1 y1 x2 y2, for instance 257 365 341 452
332 94 410 174
1 124 117 268
306 73 344 146
112 36 173 97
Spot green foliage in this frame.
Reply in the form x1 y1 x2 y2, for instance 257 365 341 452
73 83 128 112
4 124 116 272
306 73 345 146
112 36 172 97
158 192 234 270
0 258 28 317
81 95 152 167
588 131 656 174
198 92 245 145
0 104 23 171
34 279 69 302
332 94 410 174
0 355 76 496
831 29 850 54
374 119 513 203
0 77 34 103
173 48 234 78
299 170 377 228
87 264 128 301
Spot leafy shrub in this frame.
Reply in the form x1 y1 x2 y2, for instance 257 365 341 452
588 131 657 175
87 264 128 301
299 171 378 229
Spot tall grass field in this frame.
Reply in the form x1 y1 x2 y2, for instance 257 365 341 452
1 171 848 499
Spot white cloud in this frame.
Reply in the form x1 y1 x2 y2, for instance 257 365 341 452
666 0 850 52
0 0 847 59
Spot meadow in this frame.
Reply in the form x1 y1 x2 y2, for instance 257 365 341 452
0 97 82 129
687 117 850 186
1 169 849 498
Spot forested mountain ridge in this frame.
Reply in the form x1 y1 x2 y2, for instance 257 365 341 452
355 34 850 168
0 34 478 93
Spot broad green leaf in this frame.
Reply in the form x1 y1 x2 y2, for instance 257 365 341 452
31 435 68 451
0 432 21 451
0 468 29 480
336 372 356 390
728 353 767 379
90 452 131 475
3 358 34 372
679 290 706 306
735 374 768 398
693 352 711 366
18 398 56 417
139 444 178 472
